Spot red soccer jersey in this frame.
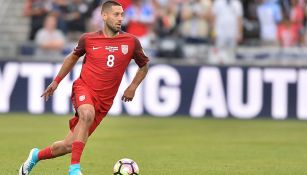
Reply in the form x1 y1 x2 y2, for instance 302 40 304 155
73 30 149 109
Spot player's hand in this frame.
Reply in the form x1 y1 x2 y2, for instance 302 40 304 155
121 85 136 102
41 81 59 102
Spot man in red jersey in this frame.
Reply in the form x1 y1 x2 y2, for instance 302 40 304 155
19 1 149 175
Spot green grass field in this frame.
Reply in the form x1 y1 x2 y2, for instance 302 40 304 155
0 113 306 175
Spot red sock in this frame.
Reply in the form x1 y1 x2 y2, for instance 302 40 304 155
71 141 85 165
38 146 54 160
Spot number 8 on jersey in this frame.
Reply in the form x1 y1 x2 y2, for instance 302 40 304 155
107 55 115 67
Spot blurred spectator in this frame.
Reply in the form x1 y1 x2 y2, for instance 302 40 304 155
34 14 65 59
210 0 243 63
117 0 132 10
153 0 182 58
154 0 179 37
51 0 89 36
20 0 307 63
88 0 101 12
257 0 282 45
153 0 169 7
277 13 300 47
51 0 70 33
23 0 52 41
243 0 258 20
89 4 104 31
124 0 155 50
66 0 89 33
180 0 212 43
289 0 304 45
242 0 261 43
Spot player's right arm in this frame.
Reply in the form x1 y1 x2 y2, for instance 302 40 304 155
41 53 80 101
41 33 86 101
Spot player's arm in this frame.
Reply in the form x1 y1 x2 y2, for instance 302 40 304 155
122 64 148 102
41 33 86 101
41 53 80 101
122 37 149 102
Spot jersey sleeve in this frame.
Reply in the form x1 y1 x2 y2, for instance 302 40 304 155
73 33 86 57
133 38 149 67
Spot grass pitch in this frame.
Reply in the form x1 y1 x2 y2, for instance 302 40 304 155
0 113 306 175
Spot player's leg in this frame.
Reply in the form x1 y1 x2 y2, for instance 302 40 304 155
45 130 75 157
69 104 95 175
19 131 75 175
73 104 95 143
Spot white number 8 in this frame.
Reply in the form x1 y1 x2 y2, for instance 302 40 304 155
107 55 115 67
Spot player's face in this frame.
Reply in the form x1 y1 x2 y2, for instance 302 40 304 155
103 6 124 33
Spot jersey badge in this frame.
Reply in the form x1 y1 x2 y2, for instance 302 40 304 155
79 95 86 102
121 45 128 55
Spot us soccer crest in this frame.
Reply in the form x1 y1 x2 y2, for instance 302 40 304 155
121 45 128 55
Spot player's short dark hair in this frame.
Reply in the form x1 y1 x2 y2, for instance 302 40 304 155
101 0 122 13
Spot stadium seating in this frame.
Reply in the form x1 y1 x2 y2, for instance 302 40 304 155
0 0 29 59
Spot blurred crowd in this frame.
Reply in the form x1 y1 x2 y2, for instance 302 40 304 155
22 0 307 63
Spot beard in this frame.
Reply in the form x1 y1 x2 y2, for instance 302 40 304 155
105 22 120 34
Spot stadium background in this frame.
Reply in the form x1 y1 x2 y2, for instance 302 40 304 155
0 0 307 174
0 0 307 119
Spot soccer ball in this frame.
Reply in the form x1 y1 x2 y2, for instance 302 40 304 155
113 158 139 175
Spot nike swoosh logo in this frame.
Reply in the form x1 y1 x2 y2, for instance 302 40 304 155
21 164 26 175
93 46 101 50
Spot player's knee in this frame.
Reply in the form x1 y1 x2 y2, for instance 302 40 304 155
79 109 95 125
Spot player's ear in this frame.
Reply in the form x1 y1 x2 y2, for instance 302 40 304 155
102 12 107 21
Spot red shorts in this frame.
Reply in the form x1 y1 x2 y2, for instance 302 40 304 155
69 79 108 136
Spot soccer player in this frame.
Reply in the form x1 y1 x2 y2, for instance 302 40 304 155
19 1 149 175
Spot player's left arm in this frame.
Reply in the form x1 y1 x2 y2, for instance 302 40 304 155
122 38 149 102
122 63 148 102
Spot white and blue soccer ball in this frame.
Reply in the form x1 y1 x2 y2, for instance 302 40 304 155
113 158 139 175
